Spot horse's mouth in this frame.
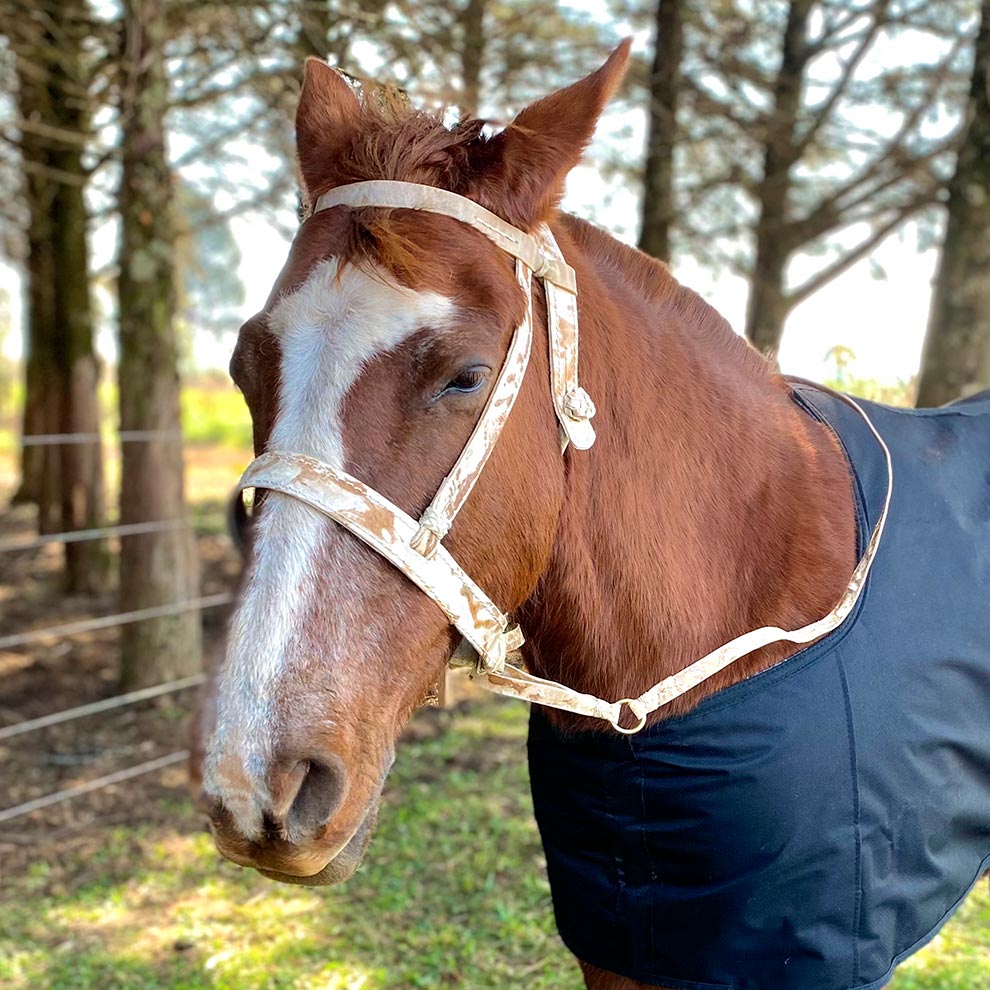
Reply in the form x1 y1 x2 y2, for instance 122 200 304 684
210 800 379 887
254 806 379 887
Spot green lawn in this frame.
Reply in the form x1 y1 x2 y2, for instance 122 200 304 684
181 385 252 449
0 700 986 990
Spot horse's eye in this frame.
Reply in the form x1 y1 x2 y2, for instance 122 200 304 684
435 366 489 398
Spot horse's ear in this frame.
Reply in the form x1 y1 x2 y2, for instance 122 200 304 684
475 40 631 226
296 59 362 201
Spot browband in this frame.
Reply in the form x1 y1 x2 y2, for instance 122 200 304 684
313 181 576 292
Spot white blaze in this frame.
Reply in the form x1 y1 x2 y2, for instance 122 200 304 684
204 259 455 835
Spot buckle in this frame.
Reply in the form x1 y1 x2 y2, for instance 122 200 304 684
563 386 596 422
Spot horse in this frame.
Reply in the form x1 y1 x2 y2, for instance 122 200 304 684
197 43 990 990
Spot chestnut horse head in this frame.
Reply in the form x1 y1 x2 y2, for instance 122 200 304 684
203 44 633 883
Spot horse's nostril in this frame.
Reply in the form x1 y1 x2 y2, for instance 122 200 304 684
285 754 347 840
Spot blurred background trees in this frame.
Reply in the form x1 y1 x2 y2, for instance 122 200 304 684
1 0 988 685
117 0 201 686
7 0 109 592
629 0 974 353
916 0 990 405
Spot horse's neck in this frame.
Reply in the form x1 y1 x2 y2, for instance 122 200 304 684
522 218 857 724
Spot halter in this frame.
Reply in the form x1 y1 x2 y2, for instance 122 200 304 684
238 179 893 734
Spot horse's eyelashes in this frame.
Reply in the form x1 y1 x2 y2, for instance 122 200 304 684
435 366 489 399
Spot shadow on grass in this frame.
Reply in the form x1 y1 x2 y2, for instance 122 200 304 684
1 702 580 990
1 700 986 990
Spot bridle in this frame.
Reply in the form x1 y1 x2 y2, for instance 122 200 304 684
238 179 893 734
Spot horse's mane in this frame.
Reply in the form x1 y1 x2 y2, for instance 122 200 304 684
303 88 493 201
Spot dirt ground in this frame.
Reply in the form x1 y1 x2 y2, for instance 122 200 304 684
0 480 242 883
0 465 483 886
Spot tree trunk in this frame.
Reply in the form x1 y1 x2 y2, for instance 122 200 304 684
744 0 813 355
11 7 109 593
13 174 60 526
117 0 201 688
638 0 683 262
48 8 110 592
746 238 793 357
11 21 60 525
916 0 990 407
459 0 487 117
297 0 330 59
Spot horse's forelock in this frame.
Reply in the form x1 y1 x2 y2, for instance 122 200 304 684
304 88 491 205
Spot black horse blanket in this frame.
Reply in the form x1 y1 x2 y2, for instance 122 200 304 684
529 384 990 990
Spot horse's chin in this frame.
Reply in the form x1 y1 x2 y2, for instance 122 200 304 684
255 806 378 887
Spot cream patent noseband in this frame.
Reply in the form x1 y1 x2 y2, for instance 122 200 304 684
239 180 892 734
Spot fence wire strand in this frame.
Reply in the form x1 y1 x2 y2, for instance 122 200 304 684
0 518 190 552
21 430 182 446
0 674 207 741
0 592 234 651
0 750 191 824
1 426 239 824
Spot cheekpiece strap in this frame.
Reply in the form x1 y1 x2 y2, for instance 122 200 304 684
409 260 534 558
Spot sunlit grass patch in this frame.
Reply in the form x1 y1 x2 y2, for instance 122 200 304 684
0 700 986 989
891 884 990 990
0 701 580 990
181 386 252 450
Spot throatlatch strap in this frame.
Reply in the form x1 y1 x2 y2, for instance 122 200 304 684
536 228 596 451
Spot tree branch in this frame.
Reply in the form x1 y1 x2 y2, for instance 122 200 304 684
794 2 889 156
785 194 933 309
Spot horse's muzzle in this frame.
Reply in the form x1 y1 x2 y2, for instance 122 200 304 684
208 798 379 886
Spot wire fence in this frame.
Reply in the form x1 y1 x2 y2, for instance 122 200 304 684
0 427 241 827
20 429 182 446
0 518 189 553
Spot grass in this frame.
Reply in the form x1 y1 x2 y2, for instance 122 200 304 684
0 702 580 990
1 700 987 990
181 386 252 449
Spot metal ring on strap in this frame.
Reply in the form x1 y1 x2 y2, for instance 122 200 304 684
609 698 649 735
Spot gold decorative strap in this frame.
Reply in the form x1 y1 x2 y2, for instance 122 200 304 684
470 384 893 731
